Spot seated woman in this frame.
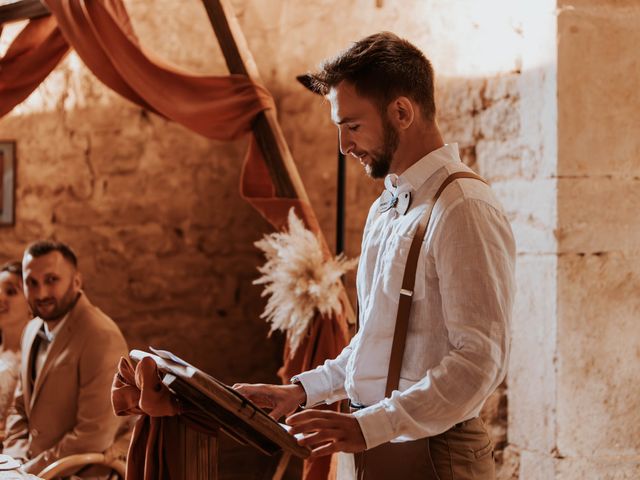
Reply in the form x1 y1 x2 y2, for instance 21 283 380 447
0 261 30 438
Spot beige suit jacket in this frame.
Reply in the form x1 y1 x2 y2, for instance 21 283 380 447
2 293 128 475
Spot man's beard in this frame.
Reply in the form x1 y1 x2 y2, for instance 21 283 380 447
31 284 79 321
366 117 400 179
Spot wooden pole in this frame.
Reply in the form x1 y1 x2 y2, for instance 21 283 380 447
200 0 304 200
201 0 355 323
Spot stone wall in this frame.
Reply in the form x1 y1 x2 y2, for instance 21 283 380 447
555 1 640 478
0 1 585 478
0 5 282 387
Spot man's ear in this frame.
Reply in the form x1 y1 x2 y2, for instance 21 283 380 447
387 96 415 130
74 271 83 290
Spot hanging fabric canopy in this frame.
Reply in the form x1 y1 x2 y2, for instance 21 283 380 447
0 1 349 479
0 15 68 117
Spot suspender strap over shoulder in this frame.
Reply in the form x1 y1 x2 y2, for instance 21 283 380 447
384 171 488 398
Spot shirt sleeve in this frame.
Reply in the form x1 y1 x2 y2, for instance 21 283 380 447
353 198 516 449
294 332 360 406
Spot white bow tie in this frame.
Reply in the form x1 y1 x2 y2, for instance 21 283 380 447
378 175 412 215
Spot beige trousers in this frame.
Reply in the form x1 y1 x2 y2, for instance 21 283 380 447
354 418 495 480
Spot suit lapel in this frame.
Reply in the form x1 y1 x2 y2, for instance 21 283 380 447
21 319 42 417
30 294 88 409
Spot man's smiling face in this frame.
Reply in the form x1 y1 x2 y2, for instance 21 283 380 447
329 81 399 179
22 251 81 322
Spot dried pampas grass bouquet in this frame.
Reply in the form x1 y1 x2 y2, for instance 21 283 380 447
254 208 358 356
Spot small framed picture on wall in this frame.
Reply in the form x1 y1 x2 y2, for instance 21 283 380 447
0 141 16 226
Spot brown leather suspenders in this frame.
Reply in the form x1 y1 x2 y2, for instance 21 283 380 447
384 171 488 398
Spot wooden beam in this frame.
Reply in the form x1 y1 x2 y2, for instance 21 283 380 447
201 0 355 323
0 0 49 23
201 0 304 200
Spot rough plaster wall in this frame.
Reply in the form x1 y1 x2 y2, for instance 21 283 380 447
556 1 640 478
0 4 289 477
0 0 556 478
0 2 284 389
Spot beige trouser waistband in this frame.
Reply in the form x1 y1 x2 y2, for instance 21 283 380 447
353 416 495 480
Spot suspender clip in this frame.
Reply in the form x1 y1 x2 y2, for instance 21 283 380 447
399 288 413 297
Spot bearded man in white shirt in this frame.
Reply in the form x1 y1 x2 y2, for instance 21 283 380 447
236 31 515 480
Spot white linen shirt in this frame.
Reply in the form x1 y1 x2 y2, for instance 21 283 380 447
296 143 516 450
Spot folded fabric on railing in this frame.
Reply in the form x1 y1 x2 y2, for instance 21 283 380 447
111 356 219 480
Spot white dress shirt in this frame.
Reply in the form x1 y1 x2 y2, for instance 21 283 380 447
296 144 516 449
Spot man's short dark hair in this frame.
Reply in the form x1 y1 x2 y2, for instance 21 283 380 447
25 241 78 268
305 31 436 120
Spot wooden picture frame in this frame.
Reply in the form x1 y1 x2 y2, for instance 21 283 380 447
0 141 16 226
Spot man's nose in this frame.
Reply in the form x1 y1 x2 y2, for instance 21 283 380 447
32 288 47 300
338 129 354 156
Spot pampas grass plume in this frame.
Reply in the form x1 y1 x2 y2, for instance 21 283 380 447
254 209 358 356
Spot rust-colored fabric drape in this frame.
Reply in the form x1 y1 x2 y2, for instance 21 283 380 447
45 0 273 138
278 311 350 480
2 2 349 478
0 15 69 117
112 357 220 480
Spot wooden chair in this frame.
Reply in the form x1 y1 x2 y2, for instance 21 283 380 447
37 420 132 480
38 453 125 480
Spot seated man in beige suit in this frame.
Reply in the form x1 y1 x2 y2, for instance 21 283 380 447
2 241 128 476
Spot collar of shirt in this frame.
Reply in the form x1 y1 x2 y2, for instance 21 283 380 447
389 143 461 193
42 312 71 343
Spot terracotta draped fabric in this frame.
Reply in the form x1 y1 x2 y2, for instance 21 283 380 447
112 356 220 480
0 15 69 117
2 1 349 478
278 311 350 480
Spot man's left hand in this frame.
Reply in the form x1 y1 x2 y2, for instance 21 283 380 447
285 409 367 458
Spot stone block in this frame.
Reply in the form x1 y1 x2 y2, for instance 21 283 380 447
477 98 520 141
90 129 144 175
557 252 640 456
491 179 557 254
519 450 556 480
557 178 640 254
100 175 147 202
560 0 640 6
437 77 485 119
516 67 558 181
18 144 94 198
53 202 105 227
114 224 182 257
476 140 539 181
508 254 557 452
556 457 640 480
558 3 640 177
13 219 47 245
484 74 520 104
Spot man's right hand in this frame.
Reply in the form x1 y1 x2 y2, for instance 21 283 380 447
232 383 307 420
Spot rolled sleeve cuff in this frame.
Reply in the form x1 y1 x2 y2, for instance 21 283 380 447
353 402 396 450
294 369 331 407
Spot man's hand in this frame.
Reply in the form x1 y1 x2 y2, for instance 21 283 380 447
233 383 306 420
285 410 367 458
